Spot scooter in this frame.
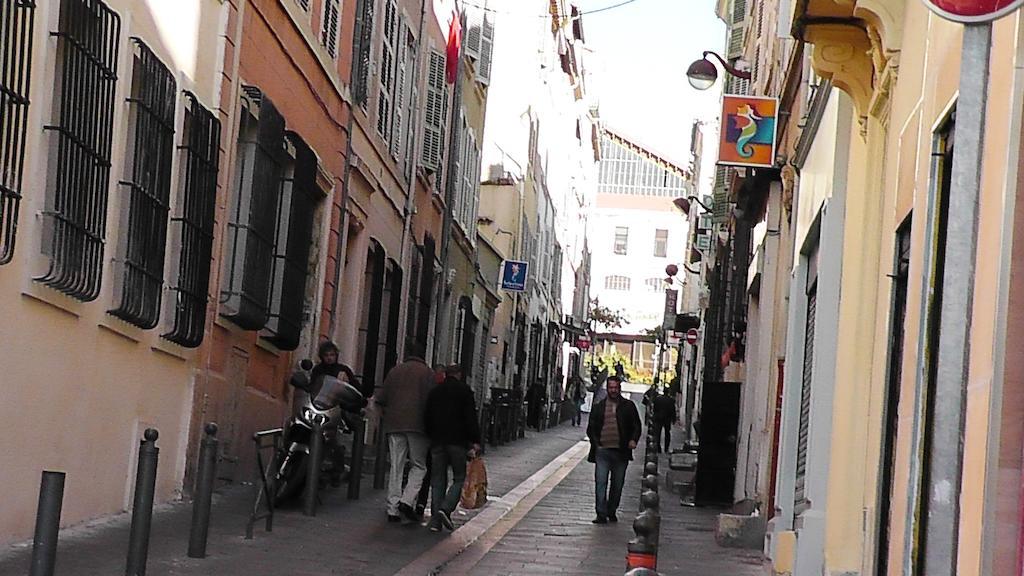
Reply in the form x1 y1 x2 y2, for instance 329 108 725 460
272 360 367 505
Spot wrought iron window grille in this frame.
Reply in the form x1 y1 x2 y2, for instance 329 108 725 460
263 132 319 351
220 86 286 330
110 38 177 329
163 92 221 347
37 0 121 301
0 0 37 265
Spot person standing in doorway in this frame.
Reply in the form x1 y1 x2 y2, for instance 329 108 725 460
586 375 641 524
652 389 678 454
424 364 481 532
376 345 436 524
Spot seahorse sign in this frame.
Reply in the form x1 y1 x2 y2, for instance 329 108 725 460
734 104 762 159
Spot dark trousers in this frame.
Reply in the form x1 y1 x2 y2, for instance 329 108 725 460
654 420 671 453
416 449 432 511
571 401 583 426
431 444 468 516
594 448 628 518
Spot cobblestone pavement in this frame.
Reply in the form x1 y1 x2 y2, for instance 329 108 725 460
0 421 768 576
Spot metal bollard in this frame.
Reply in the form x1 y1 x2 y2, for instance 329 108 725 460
373 422 387 490
626 510 659 570
126 429 159 576
303 418 324 516
29 471 65 576
187 423 219 559
624 569 661 576
644 461 659 477
348 415 366 500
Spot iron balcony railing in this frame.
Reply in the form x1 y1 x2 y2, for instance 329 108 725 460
38 0 121 301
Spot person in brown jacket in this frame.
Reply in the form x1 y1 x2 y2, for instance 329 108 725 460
376 345 436 523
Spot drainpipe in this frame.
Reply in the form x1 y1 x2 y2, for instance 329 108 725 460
431 8 467 364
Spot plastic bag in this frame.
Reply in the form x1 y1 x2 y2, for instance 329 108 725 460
460 456 488 510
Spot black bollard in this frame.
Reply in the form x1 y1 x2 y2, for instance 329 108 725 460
303 418 324 516
187 423 219 559
348 416 366 500
29 471 65 576
126 429 159 576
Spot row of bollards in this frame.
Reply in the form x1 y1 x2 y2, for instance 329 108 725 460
28 425 222 576
625 408 662 575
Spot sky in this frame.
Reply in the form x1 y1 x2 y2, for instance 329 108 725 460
576 0 726 188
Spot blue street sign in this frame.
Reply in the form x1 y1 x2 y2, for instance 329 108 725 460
500 260 529 292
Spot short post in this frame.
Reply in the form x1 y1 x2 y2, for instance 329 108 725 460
303 418 324 516
126 429 160 576
187 423 219 559
29 471 65 576
348 415 366 500
373 421 387 490
626 510 659 570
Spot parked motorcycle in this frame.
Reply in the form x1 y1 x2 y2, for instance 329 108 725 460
272 360 367 505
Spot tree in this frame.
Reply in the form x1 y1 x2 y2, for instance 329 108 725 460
590 299 626 331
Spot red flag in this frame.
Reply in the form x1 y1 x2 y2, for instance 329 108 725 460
445 9 461 84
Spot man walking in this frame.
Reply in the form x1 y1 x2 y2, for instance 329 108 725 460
586 375 641 524
376 345 436 524
568 376 585 426
424 365 481 532
652 389 678 454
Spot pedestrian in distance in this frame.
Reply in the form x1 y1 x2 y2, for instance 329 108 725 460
415 364 448 518
424 364 482 533
586 375 641 524
652 389 678 454
376 344 436 524
569 376 585 427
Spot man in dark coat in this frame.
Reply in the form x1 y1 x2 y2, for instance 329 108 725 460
652 389 678 453
424 365 481 532
586 375 641 524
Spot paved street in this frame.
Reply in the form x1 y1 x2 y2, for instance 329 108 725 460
0 423 766 575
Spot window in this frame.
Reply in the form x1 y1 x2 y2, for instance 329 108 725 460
321 0 341 58
264 133 320 350
645 278 663 292
220 87 286 330
613 226 628 255
604 275 630 291
376 0 398 141
38 0 121 301
390 22 414 161
110 39 177 329
477 10 495 85
422 50 448 173
654 229 668 258
794 243 818 511
358 242 386 390
352 0 374 105
163 93 221 348
454 112 480 237
0 0 36 265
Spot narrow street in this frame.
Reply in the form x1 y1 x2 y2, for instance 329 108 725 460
0 424 763 575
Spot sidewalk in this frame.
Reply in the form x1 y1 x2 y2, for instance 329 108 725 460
0 425 586 576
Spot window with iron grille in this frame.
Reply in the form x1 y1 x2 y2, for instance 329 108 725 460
110 39 177 329
38 0 121 301
377 0 398 141
0 0 36 265
163 93 221 348
321 0 341 58
352 0 374 106
263 133 320 351
422 50 448 173
220 87 286 330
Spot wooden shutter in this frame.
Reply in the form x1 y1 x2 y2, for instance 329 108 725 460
377 0 398 140
321 0 341 58
390 20 408 159
421 50 446 171
465 6 483 59
477 12 495 85
352 0 375 105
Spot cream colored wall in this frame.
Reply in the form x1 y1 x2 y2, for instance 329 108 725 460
0 0 224 544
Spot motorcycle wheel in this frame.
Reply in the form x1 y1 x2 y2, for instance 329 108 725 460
272 452 308 506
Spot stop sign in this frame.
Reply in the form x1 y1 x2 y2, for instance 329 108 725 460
923 0 1024 22
685 329 699 345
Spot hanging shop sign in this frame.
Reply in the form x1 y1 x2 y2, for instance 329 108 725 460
499 260 529 292
717 95 779 169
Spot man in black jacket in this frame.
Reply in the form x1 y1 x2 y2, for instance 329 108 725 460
586 375 642 524
652 389 678 454
424 365 481 532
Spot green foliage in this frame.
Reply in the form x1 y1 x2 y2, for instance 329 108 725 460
589 299 626 331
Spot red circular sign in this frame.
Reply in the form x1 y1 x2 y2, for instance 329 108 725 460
685 329 699 345
922 0 1024 22
577 337 591 351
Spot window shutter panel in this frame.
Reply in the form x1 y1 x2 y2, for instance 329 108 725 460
353 0 375 105
377 0 398 140
477 13 495 85
321 0 341 58
732 0 746 24
390 21 407 159
465 6 483 59
727 27 744 59
421 50 446 172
